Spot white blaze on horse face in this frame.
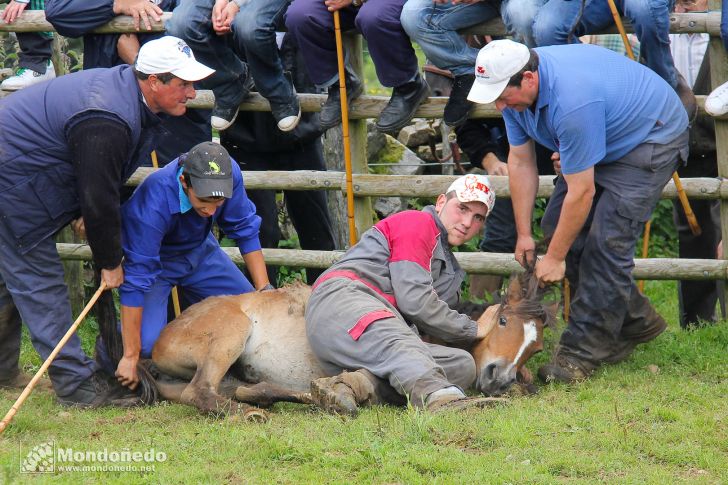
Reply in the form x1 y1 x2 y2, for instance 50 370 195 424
511 320 538 368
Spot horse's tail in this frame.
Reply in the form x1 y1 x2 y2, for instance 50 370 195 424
93 270 159 405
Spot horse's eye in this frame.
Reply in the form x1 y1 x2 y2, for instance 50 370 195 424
498 315 507 326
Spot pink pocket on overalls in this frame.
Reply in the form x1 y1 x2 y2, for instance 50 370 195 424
348 310 395 341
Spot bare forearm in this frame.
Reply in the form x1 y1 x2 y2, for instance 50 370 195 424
120 305 143 358
242 250 270 290
547 184 594 261
508 159 538 237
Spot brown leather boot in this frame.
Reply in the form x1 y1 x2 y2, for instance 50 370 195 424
310 369 381 417
538 353 595 384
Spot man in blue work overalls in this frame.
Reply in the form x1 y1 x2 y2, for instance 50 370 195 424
114 142 271 390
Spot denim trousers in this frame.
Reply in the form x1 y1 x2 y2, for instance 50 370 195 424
166 0 249 109
400 0 544 76
533 0 677 88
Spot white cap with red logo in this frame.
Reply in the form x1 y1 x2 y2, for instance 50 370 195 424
446 174 496 215
467 39 530 105
135 36 215 82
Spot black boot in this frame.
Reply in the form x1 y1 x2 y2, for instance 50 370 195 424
444 74 475 127
376 74 430 134
319 71 364 131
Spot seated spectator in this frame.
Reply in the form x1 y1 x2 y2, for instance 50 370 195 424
1 0 55 90
113 142 270 390
401 0 543 128
286 0 429 134
221 33 336 285
670 0 722 327
166 0 298 132
529 0 697 122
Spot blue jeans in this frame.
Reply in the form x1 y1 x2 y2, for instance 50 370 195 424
231 0 295 106
400 0 542 76
166 0 249 109
533 0 677 89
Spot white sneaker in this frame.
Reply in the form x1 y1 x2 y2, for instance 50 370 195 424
0 61 56 91
705 80 728 117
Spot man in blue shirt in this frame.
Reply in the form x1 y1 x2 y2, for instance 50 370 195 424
468 40 689 383
114 142 271 390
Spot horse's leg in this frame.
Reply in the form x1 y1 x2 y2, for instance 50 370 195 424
233 382 312 406
175 314 267 421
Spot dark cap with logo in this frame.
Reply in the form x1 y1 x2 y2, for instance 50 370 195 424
182 142 233 198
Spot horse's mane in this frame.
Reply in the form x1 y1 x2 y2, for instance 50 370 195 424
499 261 557 329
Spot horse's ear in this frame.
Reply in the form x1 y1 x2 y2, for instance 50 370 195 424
544 300 560 329
506 273 524 303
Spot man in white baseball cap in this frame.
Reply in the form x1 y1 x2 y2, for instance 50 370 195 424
134 35 214 82
0 33 215 408
467 39 689 385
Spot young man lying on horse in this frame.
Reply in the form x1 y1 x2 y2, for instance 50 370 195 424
305 174 505 414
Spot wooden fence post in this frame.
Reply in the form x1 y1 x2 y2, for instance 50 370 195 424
323 33 372 249
709 0 728 308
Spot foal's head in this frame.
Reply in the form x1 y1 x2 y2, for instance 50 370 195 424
470 269 557 396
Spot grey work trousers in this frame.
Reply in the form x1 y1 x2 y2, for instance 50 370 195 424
306 278 476 407
0 220 95 396
541 132 689 366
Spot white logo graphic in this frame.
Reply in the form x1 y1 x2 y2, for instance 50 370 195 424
20 441 55 473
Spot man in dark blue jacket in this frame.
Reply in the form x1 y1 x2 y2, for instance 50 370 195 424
0 36 213 406
114 142 270 390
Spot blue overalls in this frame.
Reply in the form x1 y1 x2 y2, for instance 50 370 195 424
119 159 261 357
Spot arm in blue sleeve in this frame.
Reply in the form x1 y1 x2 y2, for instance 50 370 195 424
45 0 115 37
118 189 170 307
216 164 263 255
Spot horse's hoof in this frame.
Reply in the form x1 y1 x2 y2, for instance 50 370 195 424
242 407 269 423
310 376 358 417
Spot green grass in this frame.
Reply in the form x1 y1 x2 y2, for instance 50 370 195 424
1 280 726 484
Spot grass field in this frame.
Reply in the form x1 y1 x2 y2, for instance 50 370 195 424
0 280 726 484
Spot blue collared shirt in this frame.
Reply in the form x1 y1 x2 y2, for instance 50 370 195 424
503 44 688 174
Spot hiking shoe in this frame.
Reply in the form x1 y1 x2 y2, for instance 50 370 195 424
271 72 302 132
444 74 475 127
675 72 697 125
0 61 55 91
57 372 111 408
537 353 594 384
272 96 301 132
0 370 46 390
376 73 430 134
211 68 254 131
606 309 668 364
705 79 728 117
319 72 364 131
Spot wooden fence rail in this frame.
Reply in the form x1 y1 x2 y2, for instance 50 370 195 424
0 10 721 36
126 169 725 200
56 244 728 279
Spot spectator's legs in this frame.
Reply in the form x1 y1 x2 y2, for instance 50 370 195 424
673 199 721 327
500 0 546 47
166 0 250 127
285 0 356 86
400 0 499 76
16 32 53 73
232 0 301 131
282 142 336 283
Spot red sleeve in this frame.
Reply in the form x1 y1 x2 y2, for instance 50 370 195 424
374 211 440 271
